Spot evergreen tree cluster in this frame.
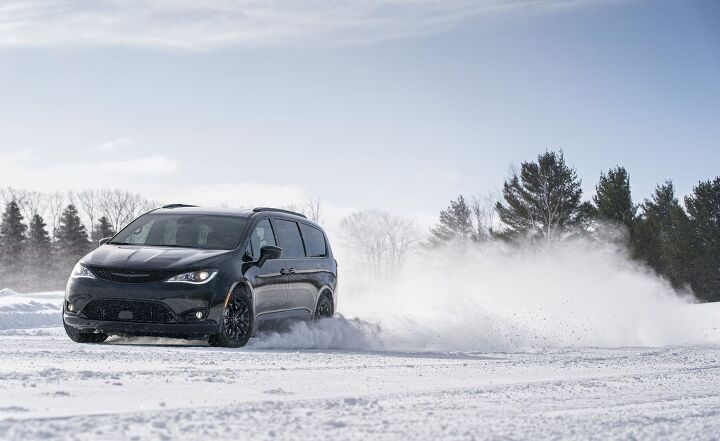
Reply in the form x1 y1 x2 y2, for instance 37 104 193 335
0 202 115 292
0 187 157 291
430 151 720 302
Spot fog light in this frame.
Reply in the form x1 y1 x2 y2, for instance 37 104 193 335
195 311 203 319
68 304 75 312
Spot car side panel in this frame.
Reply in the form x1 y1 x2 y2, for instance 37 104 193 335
245 260 288 317
285 257 319 317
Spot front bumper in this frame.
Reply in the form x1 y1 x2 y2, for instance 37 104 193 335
64 274 232 338
63 315 221 338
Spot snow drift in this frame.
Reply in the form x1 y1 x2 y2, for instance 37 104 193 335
0 289 63 331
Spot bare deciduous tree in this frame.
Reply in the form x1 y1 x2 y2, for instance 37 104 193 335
98 189 134 232
22 191 48 220
77 190 99 238
340 209 421 277
138 197 162 216
1 187 30 212
283 197 324 224
383 213 421 271
47 192 66 242
304 197 323 224
0 188 8 207
97 189 160 232
470 191 499 241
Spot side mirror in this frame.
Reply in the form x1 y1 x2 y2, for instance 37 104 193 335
257 245 282 267
98 237 112 246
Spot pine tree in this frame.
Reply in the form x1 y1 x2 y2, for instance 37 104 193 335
91 216 116 243
631 181 693 290
592 166 636 227
0 200 28 288
684 177 720 301
495 150 585 242
27 214 54 290
55 204 91 269
428 196 474 246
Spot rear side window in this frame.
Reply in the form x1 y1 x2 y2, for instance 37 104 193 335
247 219 276 258
300 224 327 257
273 219 305 258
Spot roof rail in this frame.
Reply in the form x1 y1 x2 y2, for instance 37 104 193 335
253 207 307 219
162 204 198 209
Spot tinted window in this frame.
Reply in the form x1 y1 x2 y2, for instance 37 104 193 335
300 224 327 257
273 219 305 258
247 219 276 258
111 214 248 250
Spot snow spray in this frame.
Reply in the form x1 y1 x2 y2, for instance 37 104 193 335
251 237 720 351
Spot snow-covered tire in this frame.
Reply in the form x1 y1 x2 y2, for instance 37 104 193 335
63 320 108 344
314 293 333 320
209 290 253 348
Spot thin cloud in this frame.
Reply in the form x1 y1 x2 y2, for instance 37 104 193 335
96 155 178 175
97 137 134 152
0 0 617 50
0 150 179 191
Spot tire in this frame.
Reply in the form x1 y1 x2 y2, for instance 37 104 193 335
63 320 108 344
314 293 333 320
209 290 253 348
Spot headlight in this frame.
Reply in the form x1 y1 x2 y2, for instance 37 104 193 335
71 263 96 279
165 270 218 284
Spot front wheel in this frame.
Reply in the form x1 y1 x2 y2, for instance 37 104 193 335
209 292 253 348
63 320 108 343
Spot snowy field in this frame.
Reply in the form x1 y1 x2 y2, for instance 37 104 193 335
2 289 720 440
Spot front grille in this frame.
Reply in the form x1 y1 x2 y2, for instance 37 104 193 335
87 266 180 284
82 300 175 323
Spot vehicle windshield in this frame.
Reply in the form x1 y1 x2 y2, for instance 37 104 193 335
110 214 249 250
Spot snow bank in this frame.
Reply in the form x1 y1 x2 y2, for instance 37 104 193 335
0 289 63 330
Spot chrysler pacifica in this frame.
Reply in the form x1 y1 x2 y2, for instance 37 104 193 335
62 205 337 347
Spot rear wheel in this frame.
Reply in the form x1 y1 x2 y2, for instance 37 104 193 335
209 292 253 348
314 294 333 320
63 320 108 343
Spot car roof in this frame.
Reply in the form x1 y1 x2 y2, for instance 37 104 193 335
152 206 255 217
150 206 316 225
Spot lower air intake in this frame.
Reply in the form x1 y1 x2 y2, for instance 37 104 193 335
82 300 175 323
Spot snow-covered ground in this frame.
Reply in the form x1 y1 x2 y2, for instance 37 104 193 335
1 289 720 440
2 330 720 440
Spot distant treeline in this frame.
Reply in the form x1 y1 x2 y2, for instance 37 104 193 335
0 189 159 291
424 151 720 302
1 151 719 301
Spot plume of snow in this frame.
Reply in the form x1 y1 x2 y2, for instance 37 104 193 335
256 238 720 352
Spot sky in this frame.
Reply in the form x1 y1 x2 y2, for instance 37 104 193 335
0 0 718 226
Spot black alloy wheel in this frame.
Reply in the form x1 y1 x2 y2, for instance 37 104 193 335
314 294 333 320
209 294 253 348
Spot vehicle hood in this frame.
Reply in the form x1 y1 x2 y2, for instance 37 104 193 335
82 245 232 270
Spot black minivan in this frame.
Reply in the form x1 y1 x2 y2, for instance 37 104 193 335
62 205 337 347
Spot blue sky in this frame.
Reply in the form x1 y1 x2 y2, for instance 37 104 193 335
0 0 718 221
